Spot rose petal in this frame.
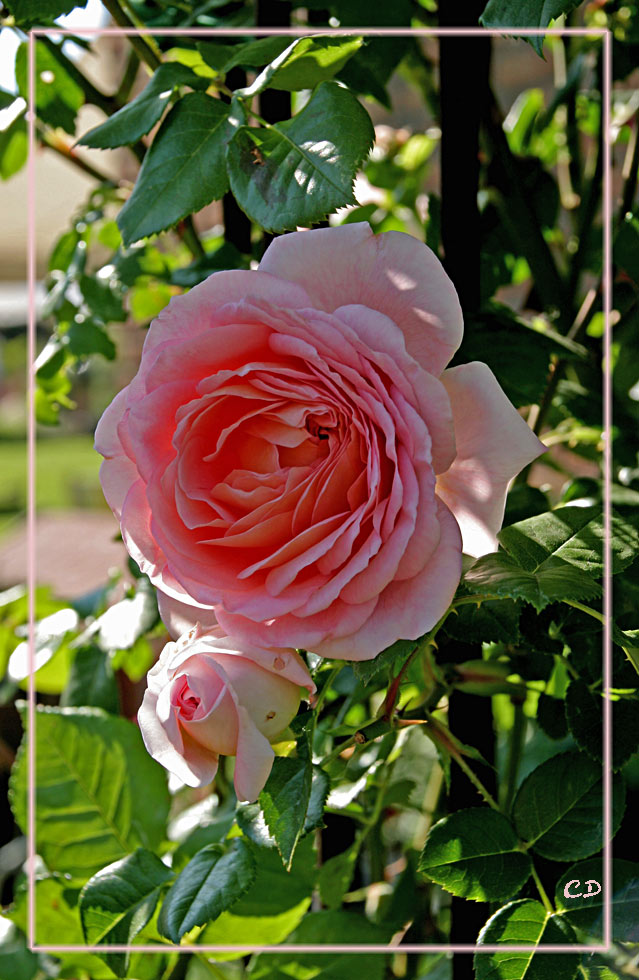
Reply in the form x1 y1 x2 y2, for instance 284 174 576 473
436 363 546 557
233 704 275 803
259 223 463 376
99 455 139 520
94 386 129 458
157 591 219 639
315 498 462 660
134 269 313 377
138 682 219 788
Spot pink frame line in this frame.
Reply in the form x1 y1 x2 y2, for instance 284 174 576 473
26 23 613 958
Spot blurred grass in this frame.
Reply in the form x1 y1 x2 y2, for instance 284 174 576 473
0 435 106 534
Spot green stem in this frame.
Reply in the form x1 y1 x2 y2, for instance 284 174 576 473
115 48 141 106
319 718 392 768
451 592 502 607
564 600 639 676
452 751 501 812
181 215 206 261
101 0 162 71
40 36 115 115
36 123 114 184
503 697 526 812
564 598 604 624
531 863 554 914
308 663 342 756
313 665 341 717
619 113 639 222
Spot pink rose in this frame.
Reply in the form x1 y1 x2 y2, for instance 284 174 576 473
96 223 544 660
137 625 315 802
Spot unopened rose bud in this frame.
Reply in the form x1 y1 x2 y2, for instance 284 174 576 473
138 630 315 802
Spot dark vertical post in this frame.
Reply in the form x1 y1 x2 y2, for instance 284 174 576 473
256 0 292 252
439 8 493 974
222 65 253 254
438 5 491 313
439 640 498 976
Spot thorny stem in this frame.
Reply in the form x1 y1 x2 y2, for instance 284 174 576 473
319 718 392 768
312 665 341 717
531 864 554 914
503 696 526 813
101 0 162 71
115 48 141 106
451 592 502 607
449 749 501 812
36 123 114 184
564 598 605 624
383 650 417 721
180 215 206 261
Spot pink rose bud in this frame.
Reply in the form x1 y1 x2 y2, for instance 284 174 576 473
138 626 315 802
96 223 545 661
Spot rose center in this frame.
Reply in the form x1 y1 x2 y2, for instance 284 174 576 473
173 676 200 721
305 416 331 441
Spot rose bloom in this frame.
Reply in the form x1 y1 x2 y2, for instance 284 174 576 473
138 625 315 801
96 223 544 660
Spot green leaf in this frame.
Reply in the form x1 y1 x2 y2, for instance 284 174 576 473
4 0 85 26
158 839 256 943
318 845 360 909
581 954 627 980
197 836 315 955
79 849 173 977
251 910 392 980
504 485 550 526
511 750 626 861
226 80 374 234
259 748 313 869
479 0 583 56
455 307 578 408
565 680 639 771
236 35 364 95
169 241 249 287
197 37 291 75
337 37 410 108
79 274 127 323
555 858 639 942
464 552 602 612
7 875 112 973
352 638 415 687
60 644 119 713
118 92 233 246
536 693 568 741
0 918 43 980
614 213 639 279
110 635 156 683
0 89 19 109
79 63 209 149
65 319 116 360
498 505 639 577
303 765 331 834
16 41 84 134
9 705 170 881
0 114 28 181
474 900 579 980
445 599 521 645
418 807 532 902
8 605 78 694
